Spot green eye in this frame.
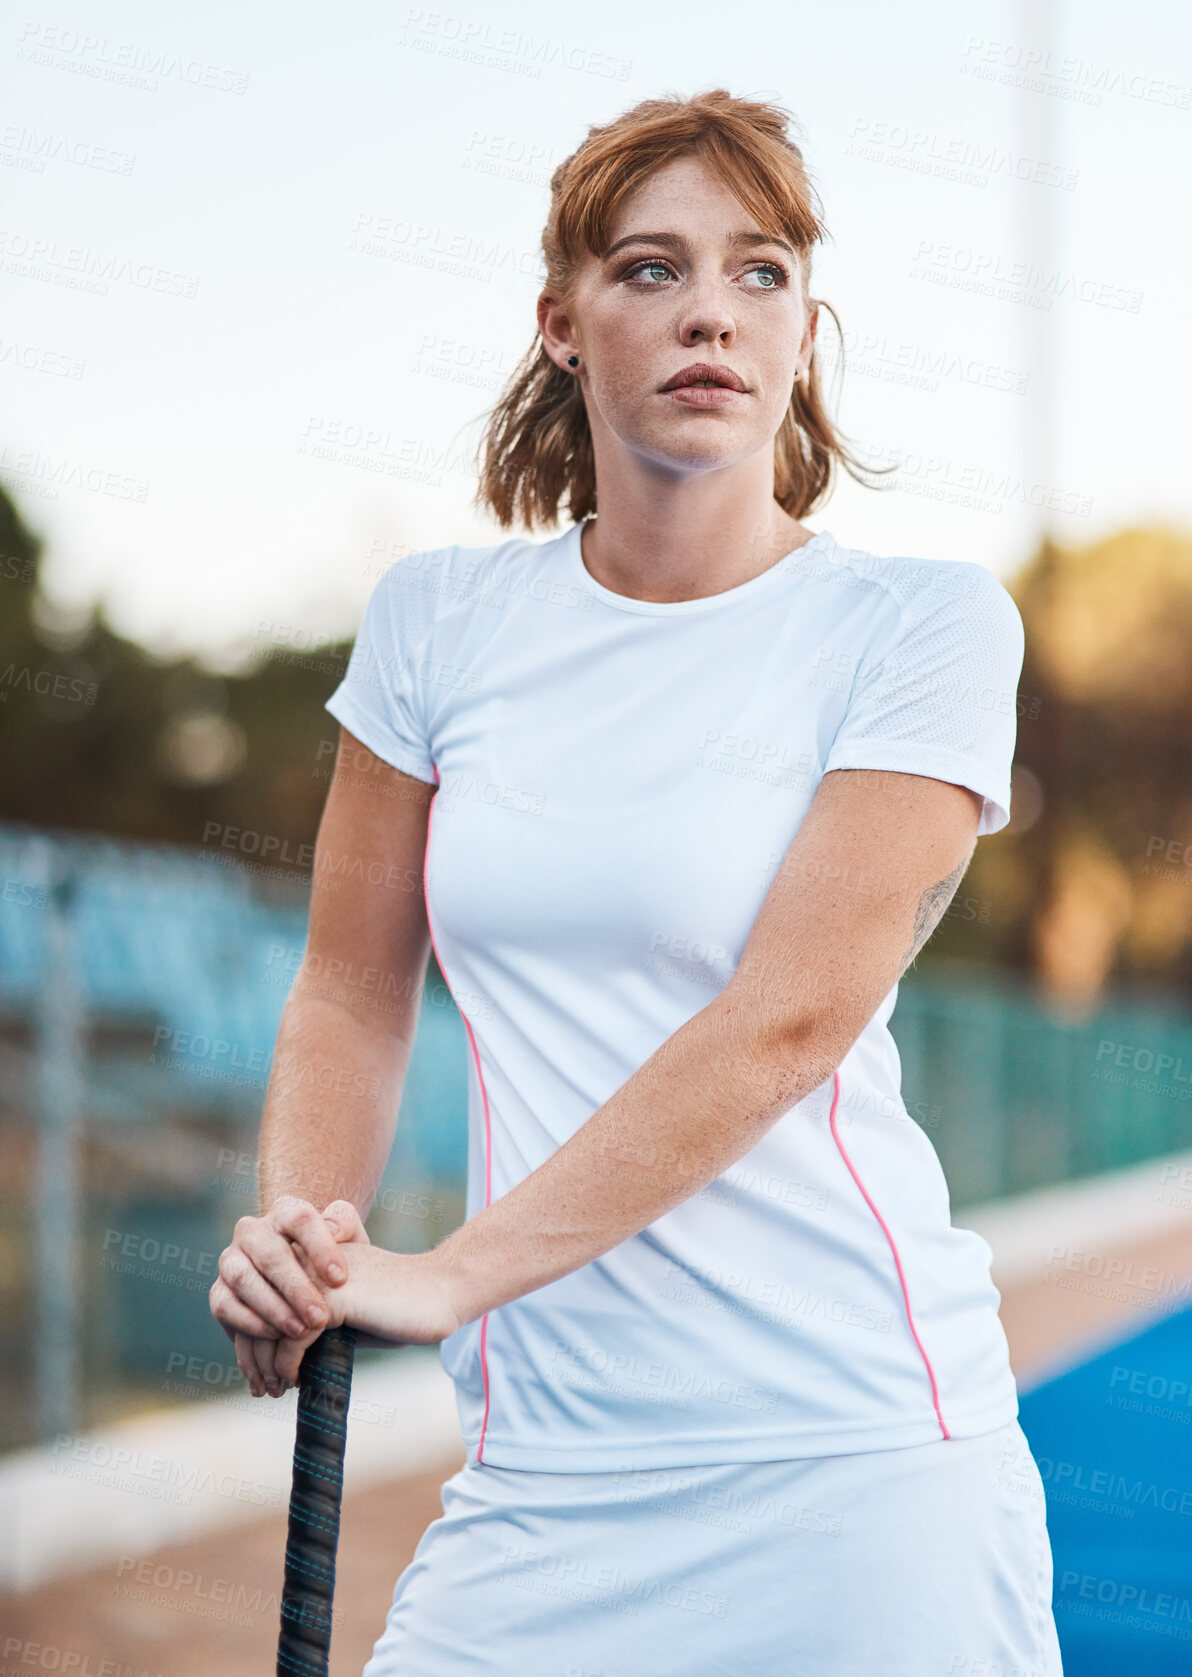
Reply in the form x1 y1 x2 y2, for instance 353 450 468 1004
633 262 671 283
622 258 788 288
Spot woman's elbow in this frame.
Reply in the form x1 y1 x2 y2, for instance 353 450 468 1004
713 981 858 1096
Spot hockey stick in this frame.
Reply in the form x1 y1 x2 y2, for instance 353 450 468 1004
276 1323 357 1676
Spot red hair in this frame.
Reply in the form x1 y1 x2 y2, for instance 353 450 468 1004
474 87 886 531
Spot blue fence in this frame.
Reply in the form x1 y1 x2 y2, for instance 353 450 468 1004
2 819 1190 1442
4 822 1188 1204
891 966 1192 1207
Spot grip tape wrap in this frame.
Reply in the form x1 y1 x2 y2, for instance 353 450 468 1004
277 1324 357 1677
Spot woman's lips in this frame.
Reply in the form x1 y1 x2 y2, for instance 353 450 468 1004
663 385 745 409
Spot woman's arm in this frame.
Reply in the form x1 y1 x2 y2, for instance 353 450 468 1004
278 766 984 1371
208 726 436 1392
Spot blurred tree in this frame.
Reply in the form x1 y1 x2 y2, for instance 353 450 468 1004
957 524 1192 1008
0 483 346 901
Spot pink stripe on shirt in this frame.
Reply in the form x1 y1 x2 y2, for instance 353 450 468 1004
424 766 495 1463
828 1068 951 1440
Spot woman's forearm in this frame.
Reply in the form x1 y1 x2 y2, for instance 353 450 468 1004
257 976 419 1215
359 987 842 1339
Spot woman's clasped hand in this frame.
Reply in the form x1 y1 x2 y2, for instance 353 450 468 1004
208 1195 462 1396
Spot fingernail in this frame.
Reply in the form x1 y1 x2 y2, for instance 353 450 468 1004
288 1318 306 1337
306 1304 326 1325
328 1263 345 1282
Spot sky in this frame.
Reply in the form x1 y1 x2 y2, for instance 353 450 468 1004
3 0 1190 670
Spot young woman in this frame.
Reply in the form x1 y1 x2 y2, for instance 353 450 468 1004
211 89 1064 1675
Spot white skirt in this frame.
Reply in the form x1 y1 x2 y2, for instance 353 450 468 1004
363 1416 1063 1676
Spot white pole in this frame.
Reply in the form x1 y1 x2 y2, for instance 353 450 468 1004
34 837 86 1440
1014 0 1057 549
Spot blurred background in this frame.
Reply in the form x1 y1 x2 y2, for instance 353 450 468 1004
2 1 1192 1672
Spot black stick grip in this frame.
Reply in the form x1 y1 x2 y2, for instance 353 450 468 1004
277 1324 357 1677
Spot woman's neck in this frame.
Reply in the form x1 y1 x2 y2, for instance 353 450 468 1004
577 483 816 605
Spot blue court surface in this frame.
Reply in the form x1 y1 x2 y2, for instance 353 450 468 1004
1019 1301 1192 1673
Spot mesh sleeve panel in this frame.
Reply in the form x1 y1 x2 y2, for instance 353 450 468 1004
323 554 452 785
822 560 1025 836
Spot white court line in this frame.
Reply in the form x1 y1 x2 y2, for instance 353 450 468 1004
1008 1296 1192 1397
0 1347 462 1593
955 1146 1192 1393
954 1146 1192 1290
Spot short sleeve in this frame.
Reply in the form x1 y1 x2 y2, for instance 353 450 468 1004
822 563 1025 836
324 561 439 784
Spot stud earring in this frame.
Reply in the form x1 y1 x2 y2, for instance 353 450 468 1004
567 355 579 368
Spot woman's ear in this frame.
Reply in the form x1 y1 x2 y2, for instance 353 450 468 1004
537 289 580 373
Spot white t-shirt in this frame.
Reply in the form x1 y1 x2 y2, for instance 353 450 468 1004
324 520 1025 1470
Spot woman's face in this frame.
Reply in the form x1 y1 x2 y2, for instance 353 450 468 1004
540 153 817 481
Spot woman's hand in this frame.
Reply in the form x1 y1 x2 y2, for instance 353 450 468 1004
210 1194 356 1345
217 1198 369 1398
270 1240 463 1390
